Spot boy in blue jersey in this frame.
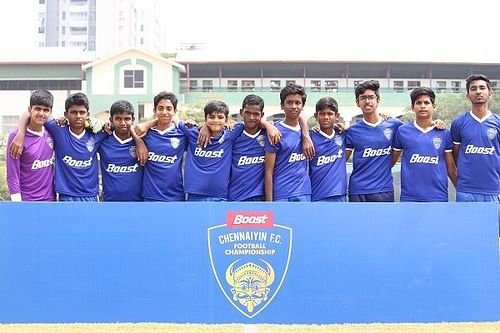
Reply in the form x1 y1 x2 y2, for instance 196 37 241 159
184 100 239 201
142 92 187 201
229 94 272 201
392 87 457 202
98 100 144 201
265 84 312 202
309 97 347 202
345 80 403 202
451 74 500 202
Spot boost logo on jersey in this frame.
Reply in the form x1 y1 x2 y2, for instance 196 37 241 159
208 211 292 319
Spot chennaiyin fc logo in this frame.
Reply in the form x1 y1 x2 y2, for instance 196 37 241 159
334 135 343 146
128 146 136 158
256 134 266 147
46 137 54 149
170 137 180 149
432 137 442 150
383 128 393 141
208 211 292 318
487 127 497 141
86 138 95 152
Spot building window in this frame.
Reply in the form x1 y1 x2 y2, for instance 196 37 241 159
62 26 65 34
242 80 255 91
310 80 321 92
62 11 66 20
325 80 338 92
70 27 87 35
451 81 461 93
286 80 296 86
228 80 238 91
393 80 404 92
124 70 144 88
189 80 198 91
270 80 281 91
39 0 45 4
491 81 498 91
353 80 363 87
436 80 447 93
408 80 421 90
202 80 213 92
2 115 20 134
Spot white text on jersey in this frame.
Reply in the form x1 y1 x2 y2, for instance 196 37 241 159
31 157 54 170
148 152 178 163
409 154 438 165
464 144 495 155
63 155 92 168
362 147 391 158
288 153 306 163
194 146 224 158
316 150 343 166
237 155 265 166
105 163 139 173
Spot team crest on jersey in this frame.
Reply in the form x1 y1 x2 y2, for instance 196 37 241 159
46 137 54 149
256 134 266 147
208 211 292 319
383 128 393 141
334 135 343 146
432 137 442 150
85 138 95 152
128 146 136 158
487 127 497 140
170 137 180 149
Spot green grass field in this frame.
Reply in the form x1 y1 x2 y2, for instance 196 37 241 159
1 322 500 333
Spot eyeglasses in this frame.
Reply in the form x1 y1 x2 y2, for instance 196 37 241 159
358 95 377 102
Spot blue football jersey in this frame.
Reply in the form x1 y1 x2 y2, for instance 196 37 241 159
451 111 500 195
309 129 347 201
45 120 107 197
346 118 403 195
393 122 452 202
183 125 239 198
142 124 187 201
98 132 144 201
229 125 267 201
264 122 311 200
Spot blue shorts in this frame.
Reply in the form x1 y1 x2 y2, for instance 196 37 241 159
274 195 311 202
187 194 227 202
456 191 500 203
349 191 394 202
315 195 347 202
58 194 98 202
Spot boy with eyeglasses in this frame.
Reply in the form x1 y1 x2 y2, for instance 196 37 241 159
345 80 403 202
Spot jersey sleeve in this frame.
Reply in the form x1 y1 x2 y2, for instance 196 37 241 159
392 127 403 150
5 131 22 197
444 129 453 151
345 128 354 150
450 117 461 144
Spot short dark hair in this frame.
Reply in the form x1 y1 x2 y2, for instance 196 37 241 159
110 100 135 118
410 87 435 107
355 80 380 100
154 91 178 110
30 89 54 108
315 96 338 114
242 94 264 112
280 83 307 106
466 74 491 93
65 92 89 112
204 100 229 118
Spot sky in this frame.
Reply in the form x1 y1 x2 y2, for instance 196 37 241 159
1 0 500 61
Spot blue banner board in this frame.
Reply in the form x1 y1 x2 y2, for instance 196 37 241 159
0 202 499 323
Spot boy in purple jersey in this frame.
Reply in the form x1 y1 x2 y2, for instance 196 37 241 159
346 80 403 202
392 87 457 202
265 84 312 202
451 74 500 202
98 100 144 201
309 97 347 202
141 92 187 201
6 90 55 201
